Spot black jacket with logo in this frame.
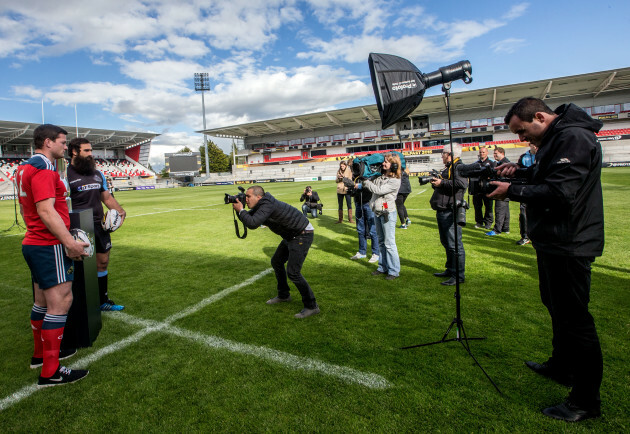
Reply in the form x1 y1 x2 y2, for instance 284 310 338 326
430 158 468 211
238 192 309 241
507 103 604 256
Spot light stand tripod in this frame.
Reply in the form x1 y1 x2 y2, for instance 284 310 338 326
402 82 502 395
2 177 26 233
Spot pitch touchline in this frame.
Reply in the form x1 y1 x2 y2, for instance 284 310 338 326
0 268 390 412
109 313 391 390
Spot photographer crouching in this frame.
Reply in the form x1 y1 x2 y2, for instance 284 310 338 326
299 186 321 218
429 144 468 286
489 97 604 422
232 186 320 319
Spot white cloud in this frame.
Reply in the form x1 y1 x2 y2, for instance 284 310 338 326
491 38 527 54
118 58 203 91
304 0 389 35
298 34 449 65
133 36 210 59
12 85 43 99
298 14 506 65
503 3 529 20
0 0 300 59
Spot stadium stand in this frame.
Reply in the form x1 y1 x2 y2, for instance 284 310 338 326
199 67 630 184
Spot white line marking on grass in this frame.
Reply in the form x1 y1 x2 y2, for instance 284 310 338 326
168 325 391 390
413 188 427 196
128 203 223 218
0 233 25 237
0 268 390 412
165 268 274 323
111 312 391 390
0 385 38 412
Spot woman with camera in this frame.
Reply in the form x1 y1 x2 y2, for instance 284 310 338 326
336 160 353 223
359 153 402 280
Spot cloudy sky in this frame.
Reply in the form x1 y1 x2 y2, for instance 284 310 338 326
1 0 629 169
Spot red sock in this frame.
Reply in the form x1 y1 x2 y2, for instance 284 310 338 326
31 319 44 358
41 314 67 378
30 304 47 359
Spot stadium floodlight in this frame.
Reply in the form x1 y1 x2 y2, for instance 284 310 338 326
194 72 211 176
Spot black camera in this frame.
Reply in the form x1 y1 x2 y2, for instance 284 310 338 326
224 186 247 204
456 199 469 227
419 169 442 185
459 163 526 195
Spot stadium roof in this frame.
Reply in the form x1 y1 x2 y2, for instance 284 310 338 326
201 67 630 139
0 121 159 149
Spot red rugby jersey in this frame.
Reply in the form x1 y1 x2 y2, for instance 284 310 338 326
16 154 70 246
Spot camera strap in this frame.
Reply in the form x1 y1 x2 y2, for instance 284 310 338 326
232 208 247 239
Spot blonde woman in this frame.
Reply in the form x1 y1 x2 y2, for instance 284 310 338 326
359 153 402 280
336 160 353 223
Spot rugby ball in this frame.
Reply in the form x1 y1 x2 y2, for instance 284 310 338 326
65 228 94 259
102 209 123 232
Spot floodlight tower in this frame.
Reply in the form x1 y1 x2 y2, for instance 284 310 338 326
194 72 211 176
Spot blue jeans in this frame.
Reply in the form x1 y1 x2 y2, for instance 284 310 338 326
436 210 465 280
355 199 379 256
373 211 400 276
302 204 317 218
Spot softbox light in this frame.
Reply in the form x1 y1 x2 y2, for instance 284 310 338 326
368 53 472 129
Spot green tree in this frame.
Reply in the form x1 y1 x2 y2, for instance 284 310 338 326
178 146 193 153
160 167 169 178
199 140 230 173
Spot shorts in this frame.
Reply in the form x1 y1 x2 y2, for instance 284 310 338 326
94 224 112 253
22 244 74 289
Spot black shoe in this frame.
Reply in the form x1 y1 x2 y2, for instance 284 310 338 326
525 360 574 387
433 270 451 277
30 348 77 369
38 365 89 388
542 399 601 422
385 275 398 280
371 270 386 276
440 277 464 286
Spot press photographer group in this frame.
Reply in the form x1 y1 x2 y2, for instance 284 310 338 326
219 54 606 422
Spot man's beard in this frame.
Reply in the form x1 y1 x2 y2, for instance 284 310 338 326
73 155 96 175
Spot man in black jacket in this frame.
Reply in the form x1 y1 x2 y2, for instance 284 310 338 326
485 147 510 236
429 144 468 286
491 97 604 422
299 186 321 218
233 185 319 318
471 146 495 229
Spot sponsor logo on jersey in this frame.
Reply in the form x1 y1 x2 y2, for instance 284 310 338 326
77 183 101 192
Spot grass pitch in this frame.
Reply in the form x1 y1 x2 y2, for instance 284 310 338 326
0 168 629 432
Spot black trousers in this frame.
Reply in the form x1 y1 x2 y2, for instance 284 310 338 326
473 194 493 227
536 251 602 408
519 203 528 238
271 232 317 309
395 193 409 224
493 199 510 233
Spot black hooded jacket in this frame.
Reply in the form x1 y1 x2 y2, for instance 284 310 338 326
238 192 309 241
507 103 604 256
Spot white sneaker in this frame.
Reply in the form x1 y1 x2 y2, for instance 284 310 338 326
351 252 366 260
368 254 379 263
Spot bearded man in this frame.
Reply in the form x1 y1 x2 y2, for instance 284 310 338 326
67 138 126 311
